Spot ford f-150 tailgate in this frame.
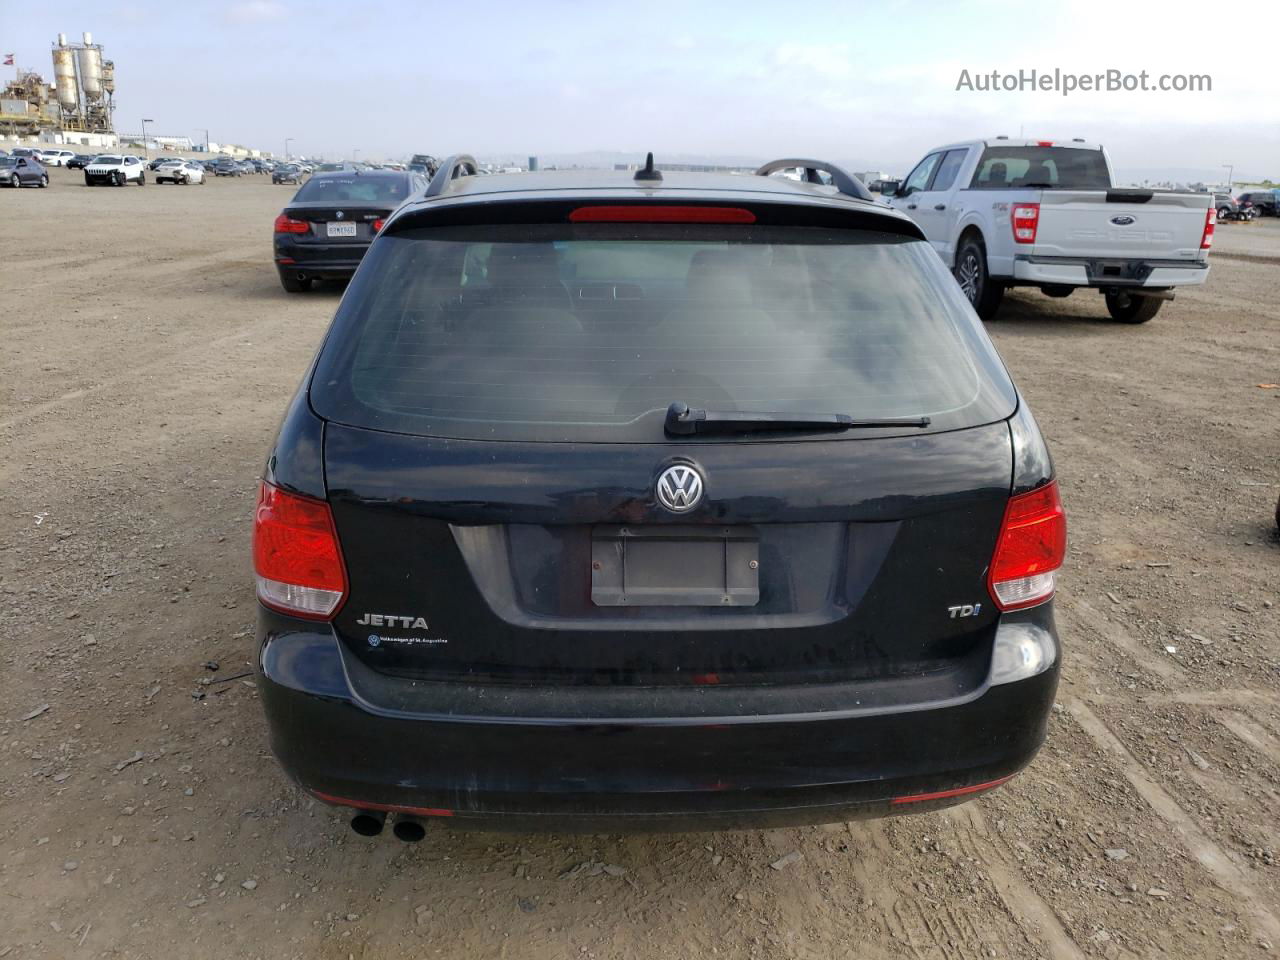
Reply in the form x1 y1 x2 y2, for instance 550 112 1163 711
1030 190 1211 262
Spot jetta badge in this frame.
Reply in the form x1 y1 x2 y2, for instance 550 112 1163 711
1110 215 1136 226
656 464 704 513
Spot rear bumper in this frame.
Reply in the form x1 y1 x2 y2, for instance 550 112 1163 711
274 238 371 278
1013 254 1209 289
256 606 1060 831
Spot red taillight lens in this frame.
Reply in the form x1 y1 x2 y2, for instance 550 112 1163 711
274 214 310 234
252 482 347 619
988 480 1067 611
1011 202 1040 244
1200 207 1215 249
372 218 385 233
569 205 757 224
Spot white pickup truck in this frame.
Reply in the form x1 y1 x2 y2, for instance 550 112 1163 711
883 138 1213 323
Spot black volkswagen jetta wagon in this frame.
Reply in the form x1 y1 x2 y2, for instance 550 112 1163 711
254 155 1066 837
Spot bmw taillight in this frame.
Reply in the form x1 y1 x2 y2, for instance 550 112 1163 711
274 214 310 234
252 482 347 619
988 480 1067 611
1011 203 1040 244
1200 207 1215 249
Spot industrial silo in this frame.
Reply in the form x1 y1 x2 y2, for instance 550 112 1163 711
101 60 115 96
52 36 78 112
77 32 103 101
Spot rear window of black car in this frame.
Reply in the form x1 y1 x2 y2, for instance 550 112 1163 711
310 224 1016 442
969 146 1110 189
293 176 409 204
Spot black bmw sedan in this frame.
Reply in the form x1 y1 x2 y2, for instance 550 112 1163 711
272 169 426 292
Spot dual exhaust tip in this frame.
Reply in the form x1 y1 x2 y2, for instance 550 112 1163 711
349 809 426 842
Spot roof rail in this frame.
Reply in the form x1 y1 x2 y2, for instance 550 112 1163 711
424 154 478 198
754 158 873 201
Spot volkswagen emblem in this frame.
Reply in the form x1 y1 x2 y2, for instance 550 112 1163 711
1110 215 1136 226
335 210 345 220
656 464 704 513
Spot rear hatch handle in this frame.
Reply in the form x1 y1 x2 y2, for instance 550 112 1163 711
664 401 931 436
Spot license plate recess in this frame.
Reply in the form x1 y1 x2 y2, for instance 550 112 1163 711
590 525 759 607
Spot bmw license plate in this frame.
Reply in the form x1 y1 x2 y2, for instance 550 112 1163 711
326 221 357 238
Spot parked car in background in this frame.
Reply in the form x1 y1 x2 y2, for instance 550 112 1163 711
272 163 304 184
84 154 146 186
11 147 39 160
884 138 1214 322
1236 190 1278 216
408 153 438 175
255 156 1066 834
39 149 75 167
272 168 426 291
214 158 242 177
148 155 182 171
155 159 206 184
199 159 218 173
1 155 49 187
67 154 95 169
315 162 352 173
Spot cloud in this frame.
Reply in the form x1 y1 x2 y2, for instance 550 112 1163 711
225 1 287 24
773 43 851 80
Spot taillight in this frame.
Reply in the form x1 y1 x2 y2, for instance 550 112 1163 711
1011 202 1040 244
274 214 310 234
252 482 347 619
988 480 1067 611
1200 207 1215 249
569 205 757 223
372 218 385 233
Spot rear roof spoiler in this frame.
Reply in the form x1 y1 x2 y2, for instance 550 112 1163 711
424 154 479 198
755 158 874 202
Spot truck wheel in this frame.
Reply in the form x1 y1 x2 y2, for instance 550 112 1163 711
279 271 312 293
1105 291 1162 324
138 172 145 186
113 171 124 186
954 237 1004 320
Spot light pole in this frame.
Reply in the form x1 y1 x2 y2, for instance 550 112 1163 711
141 118 154 158
285 138 293 161
1223 164 1233 191
200 128 210 153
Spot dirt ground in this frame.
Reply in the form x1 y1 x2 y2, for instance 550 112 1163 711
1 167 1277 960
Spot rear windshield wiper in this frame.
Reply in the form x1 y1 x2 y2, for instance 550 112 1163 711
664 401 930 436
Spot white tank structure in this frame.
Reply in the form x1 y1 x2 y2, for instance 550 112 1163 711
77 33 103 100
50 31 115 133
52 42 78 112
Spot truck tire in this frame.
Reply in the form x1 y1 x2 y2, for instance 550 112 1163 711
137 172 145 186
954 236 1004 320
1105 291 1162 323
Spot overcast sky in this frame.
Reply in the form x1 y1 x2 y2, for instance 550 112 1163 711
4 0 1276 179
